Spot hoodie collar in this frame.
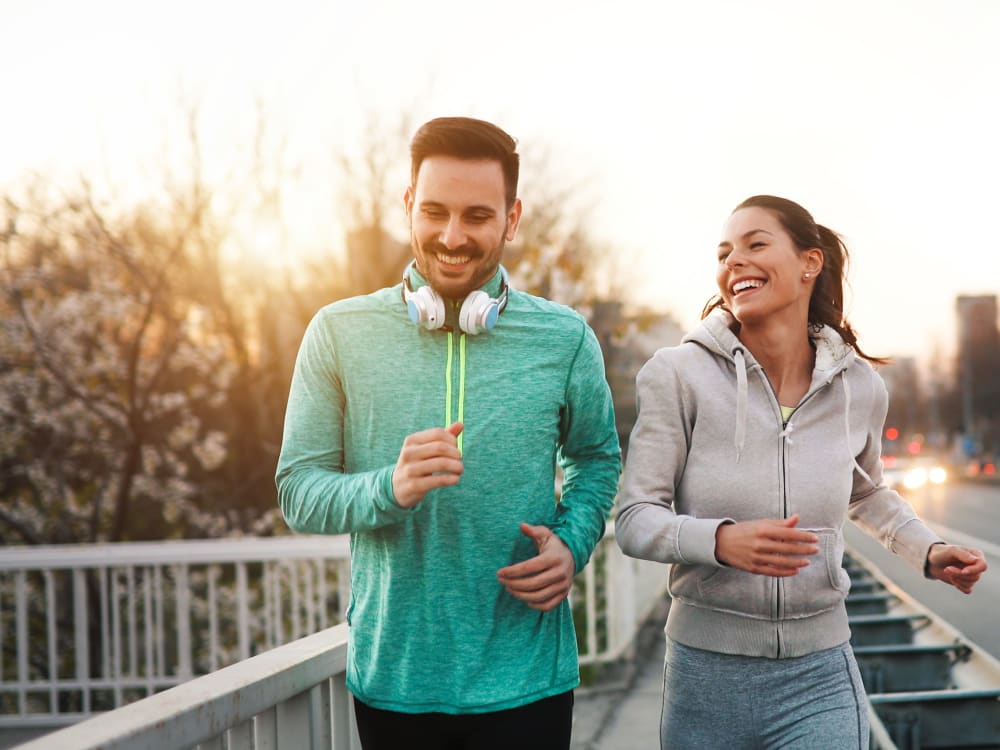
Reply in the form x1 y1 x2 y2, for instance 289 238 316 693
687 309 854 374
687 309 860 466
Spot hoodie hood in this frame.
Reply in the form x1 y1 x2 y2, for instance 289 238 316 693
684 309 854 372
684 310 870 483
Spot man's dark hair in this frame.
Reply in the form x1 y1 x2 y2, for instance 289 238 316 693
410 117 520 209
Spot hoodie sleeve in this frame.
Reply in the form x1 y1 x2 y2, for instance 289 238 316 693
275 309 414 534
846 370 943 574
616 350 732 567
549 323 623 573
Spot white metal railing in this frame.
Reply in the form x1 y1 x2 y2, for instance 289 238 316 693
1 524 670 741
575 522 667 665
0 536 351 727
10 623 360 750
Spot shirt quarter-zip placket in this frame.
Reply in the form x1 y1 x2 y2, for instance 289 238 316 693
444 329 467 457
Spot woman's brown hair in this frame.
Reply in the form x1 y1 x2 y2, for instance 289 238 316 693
703 195 888 365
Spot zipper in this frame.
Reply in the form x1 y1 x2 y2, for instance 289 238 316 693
752 366 798 658
746 366 789 655
752 365 843 658
777 423 790 658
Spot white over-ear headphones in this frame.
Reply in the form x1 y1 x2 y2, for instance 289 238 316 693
401 260 509 335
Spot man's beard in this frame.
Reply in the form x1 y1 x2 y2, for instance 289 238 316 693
411 219 509 271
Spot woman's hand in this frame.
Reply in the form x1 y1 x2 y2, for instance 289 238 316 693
926 543 988 594
715 513 819 576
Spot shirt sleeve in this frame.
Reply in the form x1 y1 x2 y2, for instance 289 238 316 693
549 322 623 573
615 351 732 567
846 371 943 575
275 309 413 534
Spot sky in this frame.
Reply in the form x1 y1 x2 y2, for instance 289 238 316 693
2 0 999 366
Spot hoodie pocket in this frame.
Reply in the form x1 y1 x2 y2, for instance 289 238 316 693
781 527 850 619
686 564 772 619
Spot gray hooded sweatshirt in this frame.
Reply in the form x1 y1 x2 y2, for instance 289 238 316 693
616 309 942 659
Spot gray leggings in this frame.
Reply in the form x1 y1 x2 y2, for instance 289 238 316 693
660 638 869 749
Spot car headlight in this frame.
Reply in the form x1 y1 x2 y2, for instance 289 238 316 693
928 466 947 485
903 468 928 490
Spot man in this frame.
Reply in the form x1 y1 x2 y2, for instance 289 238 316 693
276 116 621 749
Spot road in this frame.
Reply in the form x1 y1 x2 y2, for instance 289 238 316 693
844 479 1000 660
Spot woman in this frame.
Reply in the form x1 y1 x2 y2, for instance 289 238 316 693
616 195 987 749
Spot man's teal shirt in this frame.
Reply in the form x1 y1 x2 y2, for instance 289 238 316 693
276 269 621 713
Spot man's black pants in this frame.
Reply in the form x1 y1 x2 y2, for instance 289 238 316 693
353 690 574 750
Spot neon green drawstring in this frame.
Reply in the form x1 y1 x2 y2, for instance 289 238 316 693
445 331 466 456
445 331 454 427
458 334 466 456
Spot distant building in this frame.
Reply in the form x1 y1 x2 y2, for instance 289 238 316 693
955 294 1000 453
879 356 924 453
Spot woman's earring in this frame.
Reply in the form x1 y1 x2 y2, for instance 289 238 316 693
803 273 812 280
